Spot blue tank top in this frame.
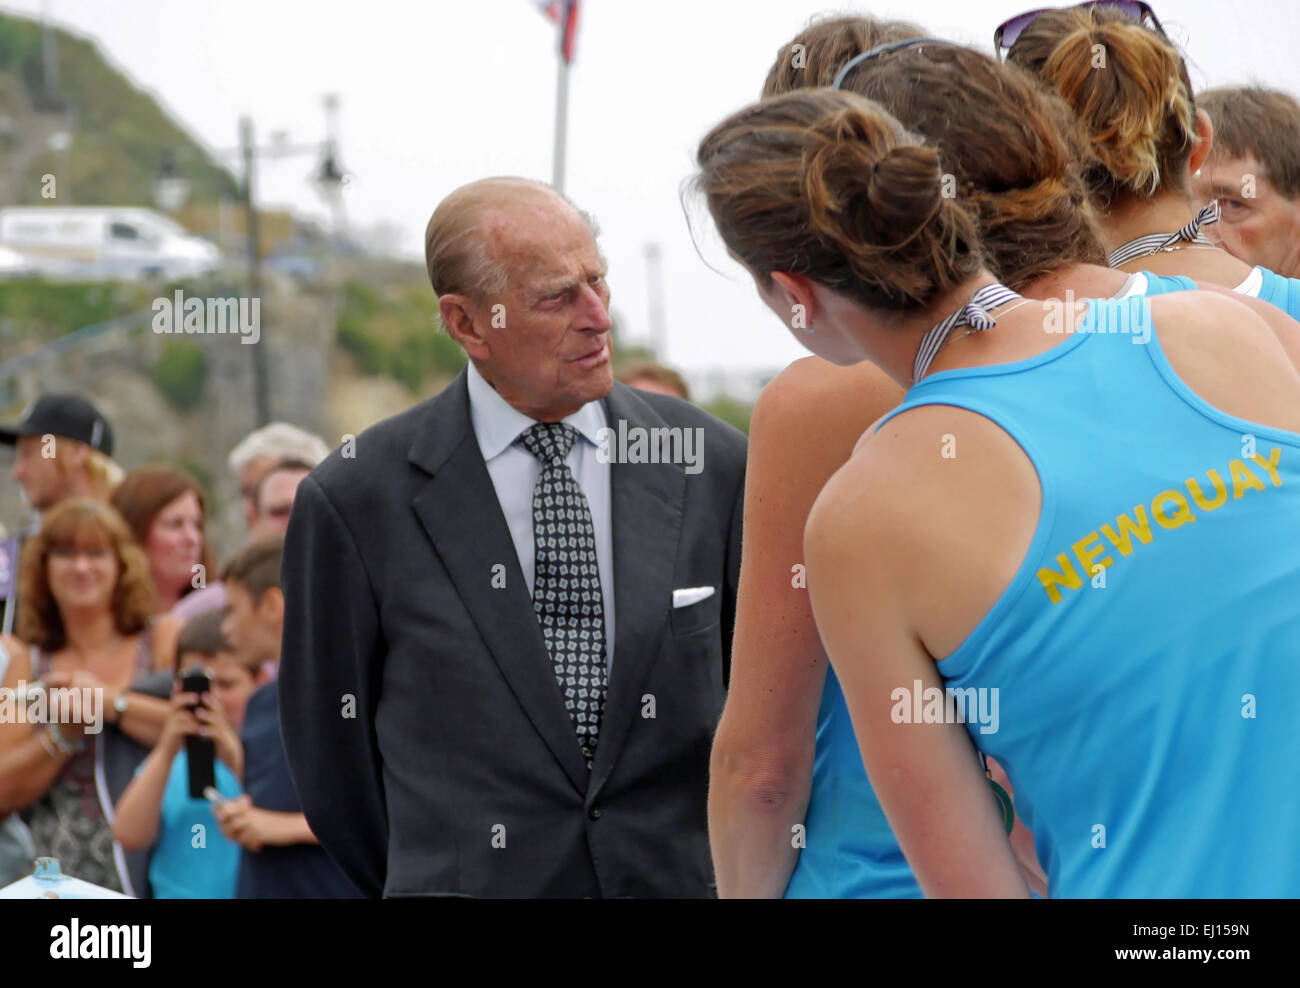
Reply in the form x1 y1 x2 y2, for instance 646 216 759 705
1139 266 1300 322
869 294 1300 898
1253 266 1300 320
784 666 921 898
784 275 1203 900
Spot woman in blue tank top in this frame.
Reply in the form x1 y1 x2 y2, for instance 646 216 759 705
710 24 1278 900
695 87 1300 897
1003 3 1300 348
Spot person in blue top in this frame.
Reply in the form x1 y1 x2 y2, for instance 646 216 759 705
695 86 1300 897
1002 2 1300 343
114 609 263 897
708 19 1296 900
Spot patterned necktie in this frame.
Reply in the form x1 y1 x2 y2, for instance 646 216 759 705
516 421 607 766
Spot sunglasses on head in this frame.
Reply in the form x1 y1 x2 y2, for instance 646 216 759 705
831 37 963 91
994 1 1166 60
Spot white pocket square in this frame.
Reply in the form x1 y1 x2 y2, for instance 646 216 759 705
672 586 716 608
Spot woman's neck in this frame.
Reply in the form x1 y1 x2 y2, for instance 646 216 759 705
62 609 122 658
1102 190 1198 254
154 579 186 614
1018 262 1129 301
868 271 1001 388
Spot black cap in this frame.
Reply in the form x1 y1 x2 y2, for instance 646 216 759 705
0 393 114 456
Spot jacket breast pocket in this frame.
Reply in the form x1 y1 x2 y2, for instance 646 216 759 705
669 591 721 638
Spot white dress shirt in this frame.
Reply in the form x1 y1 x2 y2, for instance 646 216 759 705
466 360 616 673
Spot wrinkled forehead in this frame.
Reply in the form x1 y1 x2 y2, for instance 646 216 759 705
480 197 604 286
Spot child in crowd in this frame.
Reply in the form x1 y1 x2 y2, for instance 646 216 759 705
113 609 263 897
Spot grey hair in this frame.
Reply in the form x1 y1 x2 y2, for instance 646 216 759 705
227 422 331 476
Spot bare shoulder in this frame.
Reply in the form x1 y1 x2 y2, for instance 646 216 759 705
150 615 184 672
1147 291 1300 432
754 356 902 451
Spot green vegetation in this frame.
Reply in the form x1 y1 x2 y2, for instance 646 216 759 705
0 279 148 338
336 280 466 392
700 394 751 435
150 340 207 411
0 13 238 206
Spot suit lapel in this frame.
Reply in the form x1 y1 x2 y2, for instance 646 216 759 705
409 372 589 793
589 385 685 795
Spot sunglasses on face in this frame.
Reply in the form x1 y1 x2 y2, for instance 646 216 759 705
831 37 963 91
994 1 1166 60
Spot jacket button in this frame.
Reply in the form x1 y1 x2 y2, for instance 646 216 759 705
588 806 602 820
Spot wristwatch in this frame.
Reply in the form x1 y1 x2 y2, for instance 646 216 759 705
112 691 129 723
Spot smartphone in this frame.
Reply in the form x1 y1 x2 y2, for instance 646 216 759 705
179 666 216 800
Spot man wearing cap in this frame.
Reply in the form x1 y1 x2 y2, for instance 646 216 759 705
1 393 119 515
0 393 120 635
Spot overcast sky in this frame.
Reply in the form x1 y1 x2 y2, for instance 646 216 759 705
4 0 1299 375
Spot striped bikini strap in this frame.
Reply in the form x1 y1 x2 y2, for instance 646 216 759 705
913 282 1023 383
1106 200 1220 268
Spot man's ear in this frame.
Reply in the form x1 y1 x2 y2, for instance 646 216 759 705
770 271 819 330
59 439 90 470
260 586 285 627
439 294 489 362
1189 108 1214 177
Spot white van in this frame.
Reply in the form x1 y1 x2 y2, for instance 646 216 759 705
0 207 221 281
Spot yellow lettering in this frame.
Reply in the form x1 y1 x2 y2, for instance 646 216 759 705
1071 531 1112 575
1229 458 1265 498
1186 469 1227 511
1100 505 1154 557
1152 489 1196 529
1037 553 1083 605
1249 447 1283 488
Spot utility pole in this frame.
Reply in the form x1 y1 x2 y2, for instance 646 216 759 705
644 242 666 359
240 116 270 427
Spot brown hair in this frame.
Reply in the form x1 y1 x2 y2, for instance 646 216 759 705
18 498 155 651
109 465 215 595
761 13 925 97
694 89 984 312
617 361 691 401
221 536 283 603
174 608 239 672
1199 86 1300 200
779 35 1106 289
1007 5 1198 206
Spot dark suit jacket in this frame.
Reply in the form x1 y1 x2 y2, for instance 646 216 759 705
278 372 746 897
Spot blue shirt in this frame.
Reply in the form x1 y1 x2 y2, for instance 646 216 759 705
874 294 1300 897
237 681 361 898
145 750 242 899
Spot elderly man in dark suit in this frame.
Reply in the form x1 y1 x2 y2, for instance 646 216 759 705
278 177 746 897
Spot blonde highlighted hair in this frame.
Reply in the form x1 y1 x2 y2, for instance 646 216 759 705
1007 5 1198 206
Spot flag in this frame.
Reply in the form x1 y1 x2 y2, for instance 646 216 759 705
535 0 580 65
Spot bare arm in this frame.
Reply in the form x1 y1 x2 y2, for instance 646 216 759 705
804 454 1030 898
113 743 179 851
709 358 902 898
0 636 70 816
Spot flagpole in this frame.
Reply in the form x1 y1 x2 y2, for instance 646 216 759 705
552 55 569 193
